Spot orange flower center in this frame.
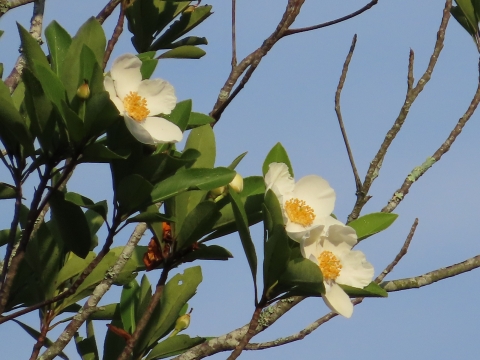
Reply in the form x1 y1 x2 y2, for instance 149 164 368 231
284 198 315 226
123 91 150 122
317 250 342 281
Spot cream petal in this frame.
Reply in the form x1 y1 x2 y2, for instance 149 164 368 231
111 54 142 100
292 175 335 218
337 250 374 288
322 282 353 318
300 226 325 259
326 224 357 249
137 79 177 115
124 115 155 144
141 116 183 144
104 76 124 113
264 162 295 197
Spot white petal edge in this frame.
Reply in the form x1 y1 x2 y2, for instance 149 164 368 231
141 116 183 144
104 76 124 113
137 79 177 115
264 162 295 196
322 282 353 318
111 54 143 100
124 116 155 144
293 175 335 218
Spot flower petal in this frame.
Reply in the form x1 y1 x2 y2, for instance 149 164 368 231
111 54 142 100
137 79 177 115
141 116 183 144
337 250 374 288
104 75 125 113
292 175 335 218
124 115 154 144
326 224 357 249
322 282 353 318
264 162 295 198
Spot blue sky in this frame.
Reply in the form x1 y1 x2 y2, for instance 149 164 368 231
1 1 479 359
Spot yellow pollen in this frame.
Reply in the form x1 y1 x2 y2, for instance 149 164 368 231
284 198 315 227
318 251 342 281
123 91 150 122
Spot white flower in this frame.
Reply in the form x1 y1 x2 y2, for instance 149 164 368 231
301 223 374 318
104 54 183 145
264 162 336 241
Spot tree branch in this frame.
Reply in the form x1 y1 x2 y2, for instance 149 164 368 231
348 0 452 222
0 0 34 19
96 0 122 25
102 0 125 70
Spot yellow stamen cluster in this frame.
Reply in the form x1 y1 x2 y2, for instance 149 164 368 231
318 251 342 281
123 91 149 122
284 198 315 226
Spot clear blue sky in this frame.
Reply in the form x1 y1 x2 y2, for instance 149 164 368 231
1 1 479 359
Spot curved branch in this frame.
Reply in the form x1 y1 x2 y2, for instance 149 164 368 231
382 66 480 213
283 0 379 37
0 0 35 19
348 0 452 221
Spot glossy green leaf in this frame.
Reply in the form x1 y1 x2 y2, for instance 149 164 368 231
181 244 233 263
103 304 126 360
184 124 215 168
138 51 158 79
151 167 235 203
120 280 140 333
186 111 214 129
263 189 285 234
0 182 16 199
150 5 213 50
158 45 206 59
60 99 85 143
340 281 388 298
64 192 108 220
17 24 50 72
455 0 478 32
262 142 293 177
168 36 208 48
74 319 99 360
229 188 257 290
276 256 325 299
347 212 398 241
0 228 21 247
13 320 69 360
81 142 129 163
176 201 221 249
54 252 95 290
84 91 120 138
45 20 72 75
164 99 191 132
127 211 172 224
136 266 202 353
117 174 153 216
33 60 67 109
146 335 205 360
49 189 93 258
227 152 247 170
263 223 290 299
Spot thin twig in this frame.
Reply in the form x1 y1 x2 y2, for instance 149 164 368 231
282 0 379 37
4 0 45 93
96 0 122 25
231 0 237 68
348 0 452 222
102 0 126 70
38 223 148 360
210 0 306 123
227 305 264 360
335 34 362 194
375 218 418 283
382 63 480 214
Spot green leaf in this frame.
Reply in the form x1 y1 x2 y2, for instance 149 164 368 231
184 124 215 168
150 5 213 50
45 20 72 75
167 36 208 49
49 189 93 258
0 228 21 247
81 142 129 163
138 51 158 79
60 17 106 100
263 189 285 234
0 182 16 199
74 319 99 360
117 174 153 216
347 212 398 241
262 142 293 177
275 256 325 298
187 112 214 129
176 201 221 249
227 152 247 170
64 192 108 220
13 320 69 360
127 211 172 224
455 0 478 33
158 45 206 59
84 91 120 138
54 252 96 291
120 279 140 333
164 99 191 132
151 168 235 203
340 281 388 298
145 335 205 360
17 24 50 72
136 266 203 353
181 244 233 263
263 224 290 299
229 188 257 291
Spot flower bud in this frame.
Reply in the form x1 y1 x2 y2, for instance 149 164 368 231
210 185 226 198
76 81 90 99
169 309 192 337
229 173 243 193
